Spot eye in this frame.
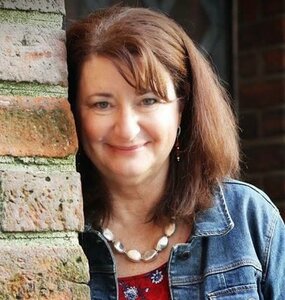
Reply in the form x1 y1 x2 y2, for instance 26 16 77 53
141 98 158 106
93 101 111 110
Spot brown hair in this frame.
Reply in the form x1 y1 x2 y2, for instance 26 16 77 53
66 6 240 226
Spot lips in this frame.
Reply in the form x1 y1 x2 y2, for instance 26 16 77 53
107 143 146 152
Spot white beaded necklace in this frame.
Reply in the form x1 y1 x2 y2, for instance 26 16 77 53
102 221 176 263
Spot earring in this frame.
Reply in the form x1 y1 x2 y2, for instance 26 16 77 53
175 126 181 162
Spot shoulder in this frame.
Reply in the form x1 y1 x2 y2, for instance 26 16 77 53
218 179 283 239
217 179 284 256
220 178 279 214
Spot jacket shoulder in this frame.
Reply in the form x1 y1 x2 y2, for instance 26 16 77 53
221 179 279 214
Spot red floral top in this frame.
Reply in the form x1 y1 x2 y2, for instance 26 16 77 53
118 263 170 300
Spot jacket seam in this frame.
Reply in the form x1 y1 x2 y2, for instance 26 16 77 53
170 260 262 286
261 212 278 283
222 180 279 212
193 183 234 237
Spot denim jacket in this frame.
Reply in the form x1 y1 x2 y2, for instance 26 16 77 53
80 180 285 299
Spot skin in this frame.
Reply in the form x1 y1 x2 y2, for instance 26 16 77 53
77 55 190 276
78 56 180 185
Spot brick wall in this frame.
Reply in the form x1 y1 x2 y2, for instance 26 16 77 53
0 0 90 298
238 0 285 219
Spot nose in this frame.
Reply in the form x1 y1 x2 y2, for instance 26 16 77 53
113 107 140 141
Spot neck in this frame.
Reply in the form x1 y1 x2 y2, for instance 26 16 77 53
103 168 168 226
109 183 164 226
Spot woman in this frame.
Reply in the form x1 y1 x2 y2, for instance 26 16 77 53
67 6 285 299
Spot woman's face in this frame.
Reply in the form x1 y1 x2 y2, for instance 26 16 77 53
77 56 181 184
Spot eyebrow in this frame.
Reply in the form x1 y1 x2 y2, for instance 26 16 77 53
87 92 114 98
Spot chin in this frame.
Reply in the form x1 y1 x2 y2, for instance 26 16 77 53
109 164 151 179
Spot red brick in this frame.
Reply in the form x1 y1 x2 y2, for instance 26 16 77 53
0 24 67 86
239 111 260 140
0 170 84 232
262 17 285 46
239 17 285 50
243 143 285 173
0 95 77 157
239 52 258 78
262 0 285 16
263 174 285 200
263 48 285 73
239 79 285 109
262 107 285 136
239 24 263 50
238 0 259 23
0 238 89 299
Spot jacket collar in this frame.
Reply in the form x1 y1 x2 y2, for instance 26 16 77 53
85 184 234 239
192 183 234 237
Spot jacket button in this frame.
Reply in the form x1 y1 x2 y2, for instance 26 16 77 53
178 251 190 260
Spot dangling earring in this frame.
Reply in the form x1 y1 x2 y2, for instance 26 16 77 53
175 126 181 162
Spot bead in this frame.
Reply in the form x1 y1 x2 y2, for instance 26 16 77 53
126 249 142 262
156 236 169 252
142 249 158 262
113 241 125 253
102 228 114 242
165 223 176 237
102 220 177 263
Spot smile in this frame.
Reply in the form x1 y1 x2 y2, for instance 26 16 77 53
107 143 146 153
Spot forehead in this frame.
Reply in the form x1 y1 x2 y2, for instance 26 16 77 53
80 54 174 98
78 56 132 98
78 55 177 101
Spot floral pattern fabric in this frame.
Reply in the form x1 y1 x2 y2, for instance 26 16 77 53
118 263 170 300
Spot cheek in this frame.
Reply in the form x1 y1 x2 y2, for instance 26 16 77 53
79 115 103 144
160 107 180 129
148 110 179 142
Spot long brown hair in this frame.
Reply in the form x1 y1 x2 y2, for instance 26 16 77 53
66 6 240 226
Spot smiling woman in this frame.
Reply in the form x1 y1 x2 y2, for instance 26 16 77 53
77 56 181 183
66 5 285 300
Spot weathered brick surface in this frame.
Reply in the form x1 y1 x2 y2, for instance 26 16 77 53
0 9 64 29
0 170 84 232
0 238 90 299
0 0 65 14
0 95 77 157
0 1 90 298
0 24 67 85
